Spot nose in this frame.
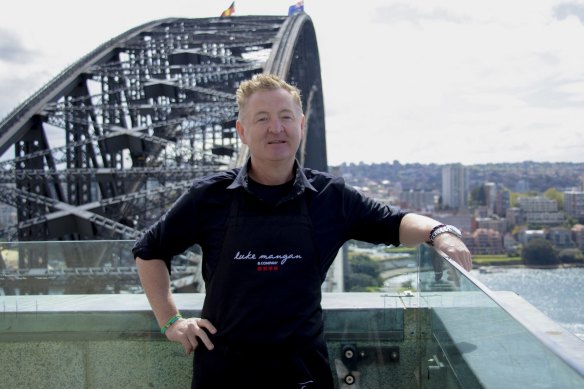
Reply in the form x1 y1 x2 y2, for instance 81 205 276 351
268 118 284 133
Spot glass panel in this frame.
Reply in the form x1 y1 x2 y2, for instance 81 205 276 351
327 244 423 387
1 241 583 388
344 242 418 294
0 240 197 295
418 245 584 388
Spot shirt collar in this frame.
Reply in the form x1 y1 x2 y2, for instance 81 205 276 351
227 158 317 194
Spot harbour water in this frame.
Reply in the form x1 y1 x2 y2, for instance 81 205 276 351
385 266 584 341
472 267 584 342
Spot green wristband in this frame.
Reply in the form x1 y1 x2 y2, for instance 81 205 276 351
160 313 182 334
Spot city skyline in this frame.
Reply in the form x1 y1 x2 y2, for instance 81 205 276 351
1 0 584 165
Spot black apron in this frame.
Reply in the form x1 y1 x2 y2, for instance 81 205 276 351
192 188 334 388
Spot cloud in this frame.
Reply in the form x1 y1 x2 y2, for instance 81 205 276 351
521 75 584 108
0 28 35 63
553 2 584 24
0 72 49 119
372 3 471 25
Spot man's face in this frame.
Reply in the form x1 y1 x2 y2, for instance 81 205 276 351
236 88 304 165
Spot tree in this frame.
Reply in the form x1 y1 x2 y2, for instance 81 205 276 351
345 254 383 291
350 254 381 278
558 248 584 264
521 239 559 266
544 187 564 210
345 273 380 292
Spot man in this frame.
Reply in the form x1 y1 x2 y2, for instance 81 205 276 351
133 73 472 388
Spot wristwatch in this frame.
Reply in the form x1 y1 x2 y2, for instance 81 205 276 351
427 224 462 246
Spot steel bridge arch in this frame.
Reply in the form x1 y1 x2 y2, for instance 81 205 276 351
0 14 326 249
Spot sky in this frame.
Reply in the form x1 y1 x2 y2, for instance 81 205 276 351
1 0 584 166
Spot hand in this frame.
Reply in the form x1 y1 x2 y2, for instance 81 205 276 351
164 317 217 354
432 233 472 272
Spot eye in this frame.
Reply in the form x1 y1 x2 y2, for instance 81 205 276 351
256 116 268 123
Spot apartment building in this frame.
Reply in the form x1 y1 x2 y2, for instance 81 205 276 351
442 164 469 210
517 196 564 226
547 227 576 250
572 224 584 251
564 191 584 220
462 228 504 255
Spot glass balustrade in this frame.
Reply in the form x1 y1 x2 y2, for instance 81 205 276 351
417 245 584 388
0 240 582 388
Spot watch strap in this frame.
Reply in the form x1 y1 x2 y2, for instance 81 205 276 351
426 224 446 246
427 224 461 246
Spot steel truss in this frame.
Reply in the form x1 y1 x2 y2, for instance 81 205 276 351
0 14 327 244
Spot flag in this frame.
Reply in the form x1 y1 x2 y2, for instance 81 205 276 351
221 2 235 17
288 1 304 16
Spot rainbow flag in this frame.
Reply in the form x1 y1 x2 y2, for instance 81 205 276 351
288 0 304 15
221 2 235 17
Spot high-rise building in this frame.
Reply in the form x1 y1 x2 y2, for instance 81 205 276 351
441 164 469 210
482 182 496 215
494 188 510 218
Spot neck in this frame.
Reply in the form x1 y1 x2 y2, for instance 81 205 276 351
248 158 295 185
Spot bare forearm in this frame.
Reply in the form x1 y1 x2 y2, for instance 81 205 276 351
399 213 440 246
136 257 179 327
136 257 217 353
398 213 473 271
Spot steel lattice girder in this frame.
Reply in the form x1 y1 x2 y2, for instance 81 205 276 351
0 14 327 243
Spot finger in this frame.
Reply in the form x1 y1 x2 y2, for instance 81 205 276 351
463 252 472 271
195 328 215 350
182 337 195 355
185 343 193 355
452 254 470 272
186 321 215 350
197 319 218 334
466 257 473 272
186 332 199 352
461 257 471 272
453 247 471 272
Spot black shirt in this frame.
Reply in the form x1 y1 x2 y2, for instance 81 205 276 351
132 160 408 282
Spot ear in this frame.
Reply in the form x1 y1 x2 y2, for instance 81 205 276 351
236 120 248 145
300 114 305 139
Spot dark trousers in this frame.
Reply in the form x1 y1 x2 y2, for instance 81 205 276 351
192 344 334 389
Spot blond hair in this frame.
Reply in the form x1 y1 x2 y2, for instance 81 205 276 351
236 74 303 120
